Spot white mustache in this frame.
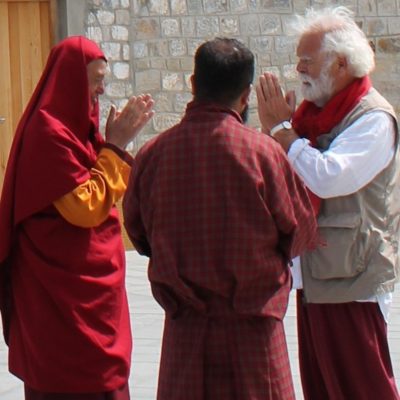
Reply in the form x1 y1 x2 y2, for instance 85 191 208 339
298 73 313 84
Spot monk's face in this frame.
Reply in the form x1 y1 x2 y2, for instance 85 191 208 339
87 59 107 109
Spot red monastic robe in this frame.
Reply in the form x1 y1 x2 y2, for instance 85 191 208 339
0 36 131 393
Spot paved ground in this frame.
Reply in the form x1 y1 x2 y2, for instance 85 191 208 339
1 250 400 399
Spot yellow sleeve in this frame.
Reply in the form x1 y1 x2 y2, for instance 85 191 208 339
53 147 131 227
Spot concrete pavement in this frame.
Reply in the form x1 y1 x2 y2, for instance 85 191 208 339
1 250 400 399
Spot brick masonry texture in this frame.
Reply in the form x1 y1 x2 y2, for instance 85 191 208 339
84 0 400 151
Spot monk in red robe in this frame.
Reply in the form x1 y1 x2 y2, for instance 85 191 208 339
123 38 317 400
0 36 153 399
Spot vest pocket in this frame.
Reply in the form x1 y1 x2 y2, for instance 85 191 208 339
307 213 365 280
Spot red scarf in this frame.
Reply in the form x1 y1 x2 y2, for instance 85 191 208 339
291 76 372 214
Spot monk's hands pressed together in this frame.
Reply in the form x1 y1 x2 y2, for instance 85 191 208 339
105 94 155 149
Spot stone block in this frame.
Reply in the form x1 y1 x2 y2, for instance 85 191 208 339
204 0 228 14
87 12 96 25
247 110 261 130
112 25 129 41
366 17 387 35
377 37 400 53
133 18 160 39
162 18 181 36
152 113 181 132
358 0 377 16
275 35 296 53
133 42 148 58
248 0 258 11
248 88 257 108
154 92 173 112
257 52 272 66
182 17 196 36
148 0 170 15
260 65 281 78
187 39 205 56
184 73 192 89
134 59 151 70
113 62 130 79
180 57 194 71
105 81 128 98
104 0 120 8
135 70 161 91
220 17 239 35
123 44 130 60
281 15 298 35
102 26 112 41
86 26 103 42
187 0 204 15
174 92 192 112
260 0 291 11
116 10 130 25
240 14 260 35
271 53 290 66
151 58 167 69
377 0 397 16
101 42 121 61
132 0 149 16
169 39 186 57
166 58 181 70
148 40 170 57
282 63 297 81
388 17 400 34
162 72 184 91
196 16 220 37
171 0 187 14
293 0 310 13
97 10 115 25
249 36 273 54
231 0 248 13
259 14 281 34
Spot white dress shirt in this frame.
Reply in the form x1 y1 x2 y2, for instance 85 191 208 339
288 110 396 322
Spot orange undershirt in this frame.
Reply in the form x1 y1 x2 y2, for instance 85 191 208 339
54 147 131 228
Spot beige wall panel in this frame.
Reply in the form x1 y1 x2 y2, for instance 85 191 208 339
8 4 23 132
40 2 51 66
0 3 12 188
0 0 52 190
18 3 42 111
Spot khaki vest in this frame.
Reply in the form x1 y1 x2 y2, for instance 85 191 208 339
301 88 400 303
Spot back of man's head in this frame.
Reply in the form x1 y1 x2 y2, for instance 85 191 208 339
193 38 254 106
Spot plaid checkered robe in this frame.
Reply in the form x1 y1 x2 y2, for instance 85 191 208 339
123 101 317 400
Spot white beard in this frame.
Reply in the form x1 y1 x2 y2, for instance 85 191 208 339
299 67 334 107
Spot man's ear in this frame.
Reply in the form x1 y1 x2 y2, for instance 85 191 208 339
240 85 252 107
190 74 195 95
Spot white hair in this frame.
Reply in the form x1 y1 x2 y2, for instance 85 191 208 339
291 6 375 77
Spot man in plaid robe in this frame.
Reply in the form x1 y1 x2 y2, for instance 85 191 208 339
123 38 317 400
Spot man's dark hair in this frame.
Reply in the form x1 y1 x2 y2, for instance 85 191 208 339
193 37 254 105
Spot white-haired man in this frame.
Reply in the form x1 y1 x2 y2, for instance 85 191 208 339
257 6 400 400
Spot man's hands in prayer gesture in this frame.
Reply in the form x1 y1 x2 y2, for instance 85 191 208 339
256 72 299 152
105 94 155 150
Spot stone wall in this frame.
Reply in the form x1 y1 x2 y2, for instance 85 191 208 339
83 0 400 151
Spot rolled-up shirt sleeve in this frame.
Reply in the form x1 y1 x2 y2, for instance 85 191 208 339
53 145 132 227
287 111 395 198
